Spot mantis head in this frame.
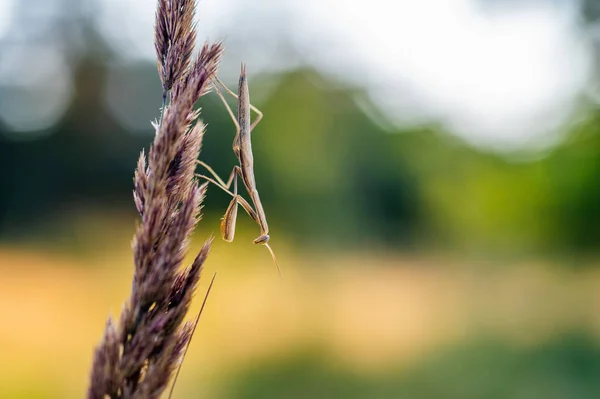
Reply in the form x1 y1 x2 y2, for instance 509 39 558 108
253 234 270 244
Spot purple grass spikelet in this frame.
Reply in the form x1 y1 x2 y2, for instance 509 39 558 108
87 1 224 397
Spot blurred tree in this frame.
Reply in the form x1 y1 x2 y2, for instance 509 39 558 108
4 0 600 259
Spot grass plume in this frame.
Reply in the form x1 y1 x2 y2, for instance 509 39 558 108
87 1 224 398
155 0 197 98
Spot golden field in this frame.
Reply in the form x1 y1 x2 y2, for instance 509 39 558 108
1 217 600 398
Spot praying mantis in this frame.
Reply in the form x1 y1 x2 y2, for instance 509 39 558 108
196 64 282 278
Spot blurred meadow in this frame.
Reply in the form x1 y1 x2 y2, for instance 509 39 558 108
4 0 600 398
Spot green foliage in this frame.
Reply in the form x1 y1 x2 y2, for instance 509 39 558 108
224 333 600 399
4 55 600 258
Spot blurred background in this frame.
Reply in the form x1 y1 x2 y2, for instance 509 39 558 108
3 0 600 397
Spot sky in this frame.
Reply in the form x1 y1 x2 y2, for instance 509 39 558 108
0 0 594 150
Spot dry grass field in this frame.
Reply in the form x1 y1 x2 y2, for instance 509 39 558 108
2 219 600 398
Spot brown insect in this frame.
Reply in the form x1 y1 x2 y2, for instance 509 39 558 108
196 64 282 278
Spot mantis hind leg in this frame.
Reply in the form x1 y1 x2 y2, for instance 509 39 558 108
214 75 264 131
212 81 241 153
196 161 236 190
195 167 259 222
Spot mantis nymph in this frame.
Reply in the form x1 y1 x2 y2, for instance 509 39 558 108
197 64 282 278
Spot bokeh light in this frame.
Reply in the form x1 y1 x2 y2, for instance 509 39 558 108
3 1 600 398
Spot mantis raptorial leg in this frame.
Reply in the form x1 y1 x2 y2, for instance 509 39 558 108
196 64 282 278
